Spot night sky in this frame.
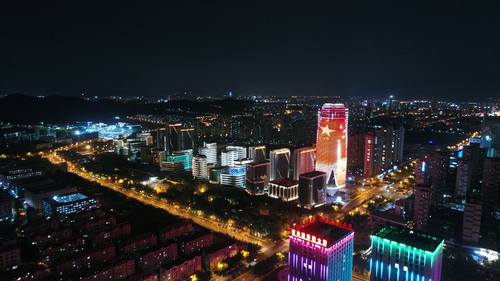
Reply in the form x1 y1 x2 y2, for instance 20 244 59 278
1 1 499 100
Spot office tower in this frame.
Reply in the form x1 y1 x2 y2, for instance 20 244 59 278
462 195 482 244
198 142 217 164
428 150 451 206
246 161 270 195
316 103 347 190
156 128 168 150
249 145 266 162
166 123 182 155
293 147 316 180
226 145 247 160
481 158 500 219
298 171 326 208
221 149 239 167
370 224 444 281
180 128 195 150
288 215 354 281
192 155 208 179
414 184 431 231
415 158 430 185
270 148 290 180
268 177 298 201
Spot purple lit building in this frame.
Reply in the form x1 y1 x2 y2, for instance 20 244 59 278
288 216 354 281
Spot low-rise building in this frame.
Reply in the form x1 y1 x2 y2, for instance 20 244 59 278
137 242 178 271
160 254 202 281
178 230 213 255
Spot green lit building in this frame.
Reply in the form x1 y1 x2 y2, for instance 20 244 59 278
166 154 191 170
370 225 444 281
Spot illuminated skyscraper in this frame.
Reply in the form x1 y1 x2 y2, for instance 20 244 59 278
370 224 444 281
288 215 354 281
293 147 316 180
249 145 267 162
270 148 290 180
316 103 347 190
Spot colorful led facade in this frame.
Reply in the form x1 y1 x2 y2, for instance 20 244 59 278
316 103 347 189
370 225 444 281
288 216 354 281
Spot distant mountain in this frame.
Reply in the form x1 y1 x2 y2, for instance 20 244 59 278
0 94 253 124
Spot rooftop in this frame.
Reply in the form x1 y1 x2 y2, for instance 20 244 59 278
270 177 299 187
300 171 326 178
53 192 87 203
373 225 444 252
291 216 352 248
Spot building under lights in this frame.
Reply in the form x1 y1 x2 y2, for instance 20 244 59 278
293 147 316 180
316 103 347 191
288 215 354 281
370 224 444 281
249 145 267 162
270 148 290 180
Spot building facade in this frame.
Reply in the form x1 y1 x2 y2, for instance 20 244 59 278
288 216 354 281
370 225 444 281
293 147 316 180
270 148 290 180
316 103 348 191
298 171 326 208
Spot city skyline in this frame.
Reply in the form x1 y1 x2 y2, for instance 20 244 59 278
1 1 499 101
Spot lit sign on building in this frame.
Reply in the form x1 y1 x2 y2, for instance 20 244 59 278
316 103 347 188
291 229 327 247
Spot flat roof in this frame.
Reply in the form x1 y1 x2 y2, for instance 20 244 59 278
373 225 443 252
270 177 299 187
291 216 353 248
53 192 87 203
300 171 326 178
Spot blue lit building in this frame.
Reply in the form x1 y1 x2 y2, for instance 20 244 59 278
42 192 100 218
370 225 444 281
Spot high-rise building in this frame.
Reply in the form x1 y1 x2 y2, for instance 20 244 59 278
166 123 182 155
462 195 482 244
428 150 451 206
370 224 444 281
481 116 500 157
246 161 270 195
363 126 405 179
249 145 267 162
316 103 347 190
288 215 354 281
180 128 195 150
192 155 208 179
270 148 290 180
293 147 316 180
298 171 326 208
481 157 500 219
268 177 298 201
414 184 431 232
415 158 430 185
